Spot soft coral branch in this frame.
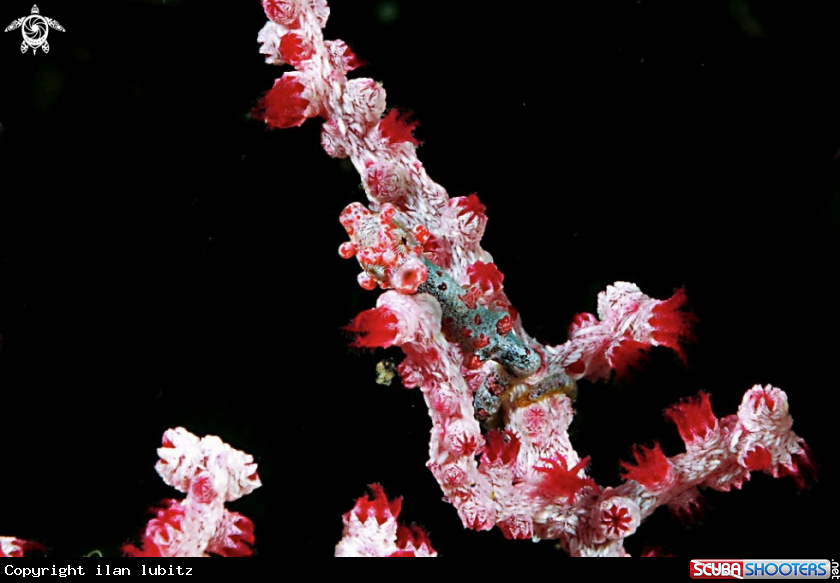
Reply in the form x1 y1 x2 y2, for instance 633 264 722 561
123 428 261 557
255 0 812 556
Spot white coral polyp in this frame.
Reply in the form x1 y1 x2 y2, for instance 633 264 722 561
257 20 289 65
593 495 641 542
344 78 386 126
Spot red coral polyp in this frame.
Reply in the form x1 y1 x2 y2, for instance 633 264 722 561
498 515 534 540
262 0 301 28
351 484 402 526
467 261 504 295
481 430 520 466
742 445 773 471
750 388 777 412
279 32 313 67
213 514 257 557
620 442 671 490
363 161 408 204
608 337 650 379
455 193 486 224
345 307 399 348
778 444 817 492
534 456 597 505
379 110 420 146
393 523 436 556
665 391 718 445
190 474 217 504
649 288 696 361
601 505 633 537
326 39 363 74
122 500 186 557
254 74 312 129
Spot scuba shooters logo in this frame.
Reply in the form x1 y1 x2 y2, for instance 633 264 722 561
690 560 834 580
5 5 65 54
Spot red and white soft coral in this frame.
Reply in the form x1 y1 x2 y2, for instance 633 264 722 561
607 386 813 540
558 283 695 382
335 485 437 557
123 427 261 557
0 537 43 557
255 0 812 557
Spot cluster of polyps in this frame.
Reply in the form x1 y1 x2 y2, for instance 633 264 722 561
122 428 261 557
0 428 260 558
335 485 437 557
255 0 813 556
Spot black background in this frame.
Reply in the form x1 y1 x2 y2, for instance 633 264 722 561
0 0 838 559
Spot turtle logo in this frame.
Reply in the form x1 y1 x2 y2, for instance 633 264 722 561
5 5 65 54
